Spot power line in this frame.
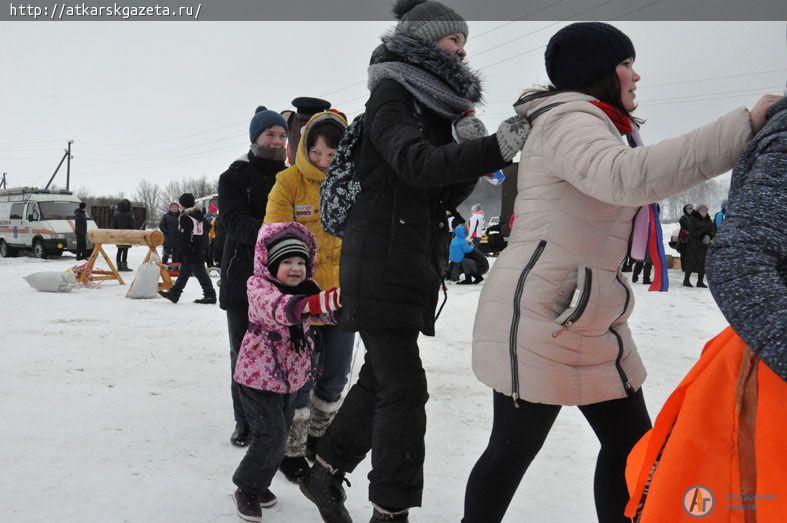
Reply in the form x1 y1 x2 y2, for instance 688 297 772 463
636 68 787 89
610 0 664 20
80 133 247 160
641 91 777 107
477 45 546 72
76 141 245 176
637 86 780 106
474 0 617 60
80 120 247 147
485 70 787 104
471 0 569 39
477 84 780 117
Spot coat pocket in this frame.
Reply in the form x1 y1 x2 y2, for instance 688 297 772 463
553 266 593 334
383 201 435 292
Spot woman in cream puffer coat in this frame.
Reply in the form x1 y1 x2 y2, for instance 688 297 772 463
464 22 778 523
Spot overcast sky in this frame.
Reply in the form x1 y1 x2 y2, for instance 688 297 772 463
0 21 784 197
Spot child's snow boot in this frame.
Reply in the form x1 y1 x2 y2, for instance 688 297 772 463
307 393 343 462
259 489 277 508
233 488 262 522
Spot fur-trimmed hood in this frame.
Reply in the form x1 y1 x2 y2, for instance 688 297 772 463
371 29 483 104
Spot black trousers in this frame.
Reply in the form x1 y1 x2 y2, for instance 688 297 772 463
227 307 249 424
632 261 652 282
317 328 427 509
463 389 651 523
116 246 129 266
161 246 175 264
170 257 215 298
233 386 296 494
75 233 87 260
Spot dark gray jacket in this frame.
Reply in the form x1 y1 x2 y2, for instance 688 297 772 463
73 208 88 235
707 96 787 382
158 211 180 249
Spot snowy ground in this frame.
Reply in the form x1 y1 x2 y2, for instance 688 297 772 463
0 245 729 522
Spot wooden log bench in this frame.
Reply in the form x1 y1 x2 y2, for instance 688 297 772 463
82 229 173 292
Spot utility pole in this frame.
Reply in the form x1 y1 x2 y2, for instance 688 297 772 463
66 140 73 191
0 172 6 189
44 141 74 191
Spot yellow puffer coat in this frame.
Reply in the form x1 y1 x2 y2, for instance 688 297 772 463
264 111 347 290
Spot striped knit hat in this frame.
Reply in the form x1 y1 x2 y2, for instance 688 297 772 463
267 235 311 275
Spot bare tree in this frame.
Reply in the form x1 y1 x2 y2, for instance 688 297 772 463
164 175 218 205
135 179 164 228
661 177 730 223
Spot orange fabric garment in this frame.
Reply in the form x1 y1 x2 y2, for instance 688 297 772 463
625 327 786 522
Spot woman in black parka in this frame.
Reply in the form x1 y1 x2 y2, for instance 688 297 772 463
111 198 136 271
300 1 531 521
683 204 716 287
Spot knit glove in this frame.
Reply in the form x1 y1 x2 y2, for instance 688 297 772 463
452 111 488 143
305 287 341 315
496 115 532 162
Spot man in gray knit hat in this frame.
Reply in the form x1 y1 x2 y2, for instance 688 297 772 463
300 1 531 522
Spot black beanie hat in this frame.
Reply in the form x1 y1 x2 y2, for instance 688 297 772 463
545 22 636 91
178 192 195 209
267 235 311 276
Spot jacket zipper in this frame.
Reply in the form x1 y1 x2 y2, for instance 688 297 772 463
552 267 593 338
611 274 634 396
508 240 547 407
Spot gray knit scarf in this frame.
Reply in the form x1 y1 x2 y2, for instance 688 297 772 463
367 30 483 120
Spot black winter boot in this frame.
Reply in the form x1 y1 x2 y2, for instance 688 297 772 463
158 290 180 303
683 272 693 288
233 488 262 522
370 505 409 522
300 458 352 523
230 421 250 447
696 272 708 288
472 275 484 284
280 456 310 483
194 295 217 304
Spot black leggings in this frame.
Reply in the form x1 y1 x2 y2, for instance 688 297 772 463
463 389 651 523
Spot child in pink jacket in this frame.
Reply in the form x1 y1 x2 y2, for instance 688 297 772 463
232 221 341 522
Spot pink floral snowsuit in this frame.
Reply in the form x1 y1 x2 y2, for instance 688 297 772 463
233 222 335 394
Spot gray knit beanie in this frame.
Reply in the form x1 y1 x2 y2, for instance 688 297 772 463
393 0 468 42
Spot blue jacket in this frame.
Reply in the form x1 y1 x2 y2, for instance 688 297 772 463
449 225 473 263
714 210 726 228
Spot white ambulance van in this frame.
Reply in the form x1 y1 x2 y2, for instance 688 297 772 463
0 187 98 259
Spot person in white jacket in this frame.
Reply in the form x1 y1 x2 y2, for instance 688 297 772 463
464 21 780 523
467 203 485 245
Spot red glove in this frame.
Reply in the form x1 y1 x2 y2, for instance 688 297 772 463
305 287 341 315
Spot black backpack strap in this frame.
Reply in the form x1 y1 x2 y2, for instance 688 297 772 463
525 102 565 124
